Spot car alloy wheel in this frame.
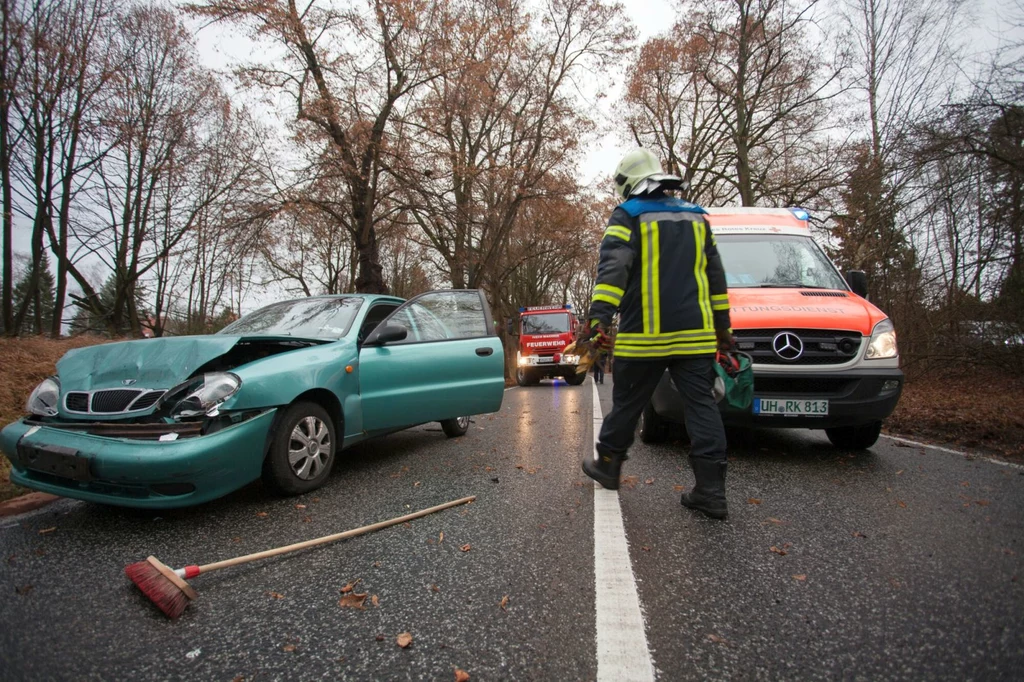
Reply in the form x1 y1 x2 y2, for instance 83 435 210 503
263 401 337 495
441 415 471 437
290 415 332 480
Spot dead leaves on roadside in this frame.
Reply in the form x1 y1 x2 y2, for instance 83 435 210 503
396 632 413 648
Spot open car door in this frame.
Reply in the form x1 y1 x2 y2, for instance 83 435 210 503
358 290 504 434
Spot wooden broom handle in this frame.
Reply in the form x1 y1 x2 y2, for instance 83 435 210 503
197 495 476 574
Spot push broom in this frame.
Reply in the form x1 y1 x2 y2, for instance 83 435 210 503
125 494 475 619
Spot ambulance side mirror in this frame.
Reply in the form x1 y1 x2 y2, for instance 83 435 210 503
846 270 869 298
506 318 517 336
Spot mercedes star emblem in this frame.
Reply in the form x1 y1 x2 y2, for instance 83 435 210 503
772 332 804 360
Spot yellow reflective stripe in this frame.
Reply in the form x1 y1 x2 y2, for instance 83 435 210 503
711 293 730 311
651 221 661 333
595 283 625 298
693 221 712 328
615 342 718 358
592 293 620 306
603 225 632 241
640 221 661 334
617 330 716 343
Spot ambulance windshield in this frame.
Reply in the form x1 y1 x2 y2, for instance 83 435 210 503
716 234 848 290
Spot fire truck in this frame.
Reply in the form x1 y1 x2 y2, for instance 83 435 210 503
511 305 586 386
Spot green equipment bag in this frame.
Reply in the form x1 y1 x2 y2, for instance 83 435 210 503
712 351 754 410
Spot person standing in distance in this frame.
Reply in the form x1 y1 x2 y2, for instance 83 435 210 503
581 148 735 519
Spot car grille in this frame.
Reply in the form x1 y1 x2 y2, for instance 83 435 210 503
799 291 849 298
734 329 862 365
64 389 166 414
754 377 855 396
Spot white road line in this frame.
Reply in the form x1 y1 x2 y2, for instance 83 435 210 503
882 434 1024 470
591 379 656 682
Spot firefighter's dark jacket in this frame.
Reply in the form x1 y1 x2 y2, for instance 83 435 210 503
588 194 731 359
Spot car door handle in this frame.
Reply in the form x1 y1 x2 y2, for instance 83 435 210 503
475 347 494 356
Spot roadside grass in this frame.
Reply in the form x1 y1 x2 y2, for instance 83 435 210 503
1 337 1021 505
0 335 112 503
886 366 1024 461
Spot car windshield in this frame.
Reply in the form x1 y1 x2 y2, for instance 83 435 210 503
219 297 362 339
716 234 848 290
522 312 571 335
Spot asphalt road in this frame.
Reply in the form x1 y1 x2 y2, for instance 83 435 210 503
1 376 1022 681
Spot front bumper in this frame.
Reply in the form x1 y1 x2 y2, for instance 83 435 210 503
519 357 578 376
651 367 903 429
0 409 277 509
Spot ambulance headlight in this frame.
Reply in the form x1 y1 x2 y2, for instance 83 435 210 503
866 319 898 359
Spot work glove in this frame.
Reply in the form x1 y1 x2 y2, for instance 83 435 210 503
588 319 613 353
716 328 736 353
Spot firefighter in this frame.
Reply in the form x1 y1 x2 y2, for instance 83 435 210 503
581 148 735 519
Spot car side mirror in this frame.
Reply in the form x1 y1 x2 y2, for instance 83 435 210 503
363 323 408 346
506 318 517 336
846 270 868 298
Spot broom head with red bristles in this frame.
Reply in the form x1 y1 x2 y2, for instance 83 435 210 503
125 555 198 619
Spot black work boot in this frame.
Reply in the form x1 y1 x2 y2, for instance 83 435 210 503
582 446 625 490
680 458 728 519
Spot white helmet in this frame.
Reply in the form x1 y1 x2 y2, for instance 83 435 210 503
613 148 686 199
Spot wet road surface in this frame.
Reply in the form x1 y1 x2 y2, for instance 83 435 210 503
0 376 1021 680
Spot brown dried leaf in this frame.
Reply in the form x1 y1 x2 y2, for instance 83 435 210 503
769 546 788 556
371 594 379 606
396 632 413 648
37 527 56 534
792 574 807 581
282 644 296 653
707 634 728 644
455 670 470 682
430 584 440 592
340 579 362 594
256 512 268 518
747 498 762 505
460 544 471 552
414 481 421 487
375 634 385 642
266 591 285 599
294 504 306 509
338 592 367 609
975 499 991 506
673 485 686 492
439 531 444 544
500 595 509 610
852 531 867 538
644 478 655 485
16 584 33 595
896 500 907 508
303 516 312 523
765 517 785 525
896 470 904 475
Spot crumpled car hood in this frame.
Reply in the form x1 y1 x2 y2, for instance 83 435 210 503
56 336 242 391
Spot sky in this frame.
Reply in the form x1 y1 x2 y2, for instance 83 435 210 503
8 0 1020 287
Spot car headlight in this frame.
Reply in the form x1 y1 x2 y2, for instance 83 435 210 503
517 352 528 366
866 319 898 359
563 354 579 364
160 372 241 419
26 376 60 417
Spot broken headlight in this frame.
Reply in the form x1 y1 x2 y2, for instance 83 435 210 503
26 376 60 417
159 372 241 419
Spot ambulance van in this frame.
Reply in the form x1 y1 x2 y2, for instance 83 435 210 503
640 207 904 449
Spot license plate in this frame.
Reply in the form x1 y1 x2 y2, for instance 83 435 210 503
16 443 92 481
753 398 829 416
536 357 553 364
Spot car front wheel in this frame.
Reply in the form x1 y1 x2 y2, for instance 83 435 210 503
566 372 587 386
440 416 470 437
263 401 337 495
517 367 538 386
825 421 882 450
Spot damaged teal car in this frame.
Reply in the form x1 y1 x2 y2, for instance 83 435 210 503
0 290 505 509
